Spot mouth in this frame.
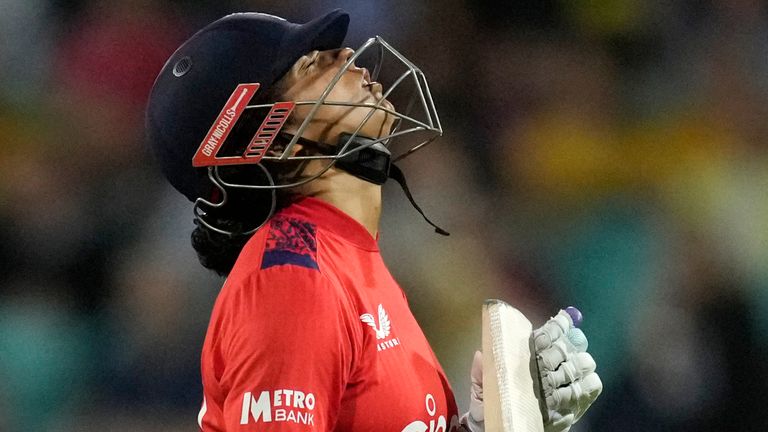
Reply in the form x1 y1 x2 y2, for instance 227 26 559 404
364 82 388 102
358 69 392 109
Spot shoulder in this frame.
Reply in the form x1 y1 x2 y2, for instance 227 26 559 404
220 209 358 311
215 244 348 340
214 230 359 352
261 213 320 271
208 213 365 361
223 211 341 299
226 212 322 281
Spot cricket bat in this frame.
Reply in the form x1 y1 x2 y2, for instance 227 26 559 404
482 299 547 432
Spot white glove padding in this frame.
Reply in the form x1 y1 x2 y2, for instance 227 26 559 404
546 371 602 421
534 312 588 354
534 310 602 430
541 351 596 394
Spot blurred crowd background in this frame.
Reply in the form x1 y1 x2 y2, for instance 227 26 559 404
1 0 767 430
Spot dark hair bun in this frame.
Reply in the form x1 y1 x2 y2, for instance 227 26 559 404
191 221 251 276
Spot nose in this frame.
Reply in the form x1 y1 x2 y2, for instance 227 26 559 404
334 47 366 76
336 47 355 63
316 48 355 68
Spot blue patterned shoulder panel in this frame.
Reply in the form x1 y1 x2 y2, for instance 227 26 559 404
261 216 319 271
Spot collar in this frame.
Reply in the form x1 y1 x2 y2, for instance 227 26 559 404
276 196 380 252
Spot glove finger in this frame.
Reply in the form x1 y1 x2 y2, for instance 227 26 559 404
579 372 603 401
546 412 575 432
533 311 571 351
546 372 603 413
567 328 588 353
469 351 484 422
541 352 596 394
573 372 603 421
537 339 573 372
471 350 483 388
469 399 484 423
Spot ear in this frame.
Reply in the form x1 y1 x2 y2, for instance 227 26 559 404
264 133 305 158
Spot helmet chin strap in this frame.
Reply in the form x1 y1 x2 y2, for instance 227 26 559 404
387 163 450 236
280 132 449 236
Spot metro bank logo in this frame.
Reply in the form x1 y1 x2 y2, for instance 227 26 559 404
241 389 316 426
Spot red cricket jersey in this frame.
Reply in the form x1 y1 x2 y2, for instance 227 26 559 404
198 197 460 431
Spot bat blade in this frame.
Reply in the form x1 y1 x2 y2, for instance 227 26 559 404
482 299 545 432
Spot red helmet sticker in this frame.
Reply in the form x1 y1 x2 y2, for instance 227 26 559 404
193 83 259 167
192 84 295 167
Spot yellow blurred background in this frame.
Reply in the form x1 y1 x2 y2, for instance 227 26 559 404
1 0 766 430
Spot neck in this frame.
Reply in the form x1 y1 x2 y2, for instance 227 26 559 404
297 167 382 238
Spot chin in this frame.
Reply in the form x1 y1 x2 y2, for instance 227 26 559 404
370 107 396 136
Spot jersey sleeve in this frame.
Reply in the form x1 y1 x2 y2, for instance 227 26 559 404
216 266 362 431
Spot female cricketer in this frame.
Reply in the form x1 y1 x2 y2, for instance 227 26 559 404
146 9 601 431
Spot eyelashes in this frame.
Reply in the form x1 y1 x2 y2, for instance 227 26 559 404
300 57 317 74
304 51 319 69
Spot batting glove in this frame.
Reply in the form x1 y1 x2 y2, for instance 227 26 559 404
534 308 602 432
460 308 602 432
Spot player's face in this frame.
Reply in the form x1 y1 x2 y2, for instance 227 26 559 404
280 48 396 145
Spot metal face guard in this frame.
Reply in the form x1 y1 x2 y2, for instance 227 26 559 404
193 36 442 191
